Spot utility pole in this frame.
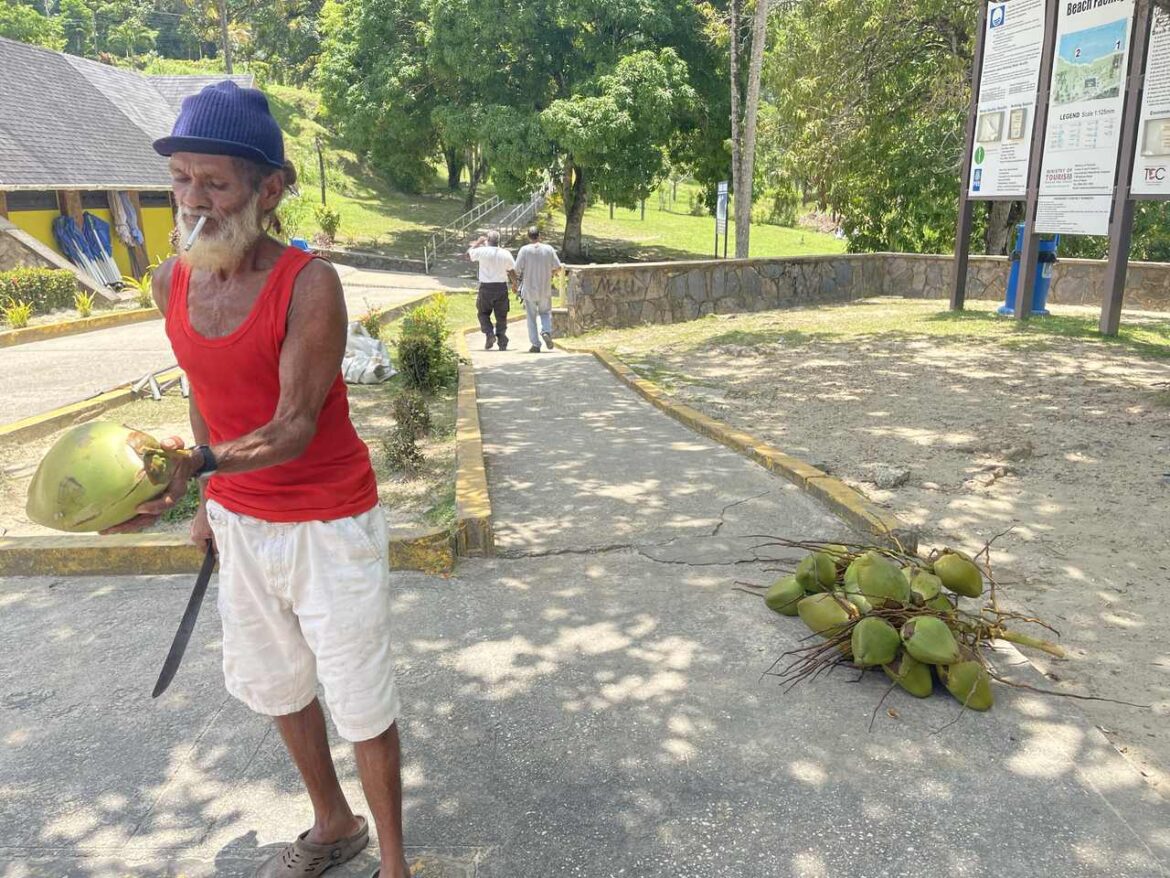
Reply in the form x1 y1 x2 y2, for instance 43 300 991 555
315 136 327 206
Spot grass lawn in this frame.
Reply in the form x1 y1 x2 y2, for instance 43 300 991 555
574 181 845 264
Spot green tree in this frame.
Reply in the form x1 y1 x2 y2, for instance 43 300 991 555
1 0 65 49
55 0 94 54
764 0 977 253
318 0 724 255
317 0 438 192
107 12 156 56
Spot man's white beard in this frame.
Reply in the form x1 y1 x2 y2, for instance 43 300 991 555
177 192 265 273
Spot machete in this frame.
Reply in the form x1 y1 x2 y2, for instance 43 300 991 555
152 542 217 698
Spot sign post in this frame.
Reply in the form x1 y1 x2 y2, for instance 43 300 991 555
716 181 729 258
952 2 989 310
1103 0 1156 334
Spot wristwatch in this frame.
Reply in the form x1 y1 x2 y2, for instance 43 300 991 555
192 444 218 479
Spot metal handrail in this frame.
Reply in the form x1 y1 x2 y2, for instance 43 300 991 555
423 194 504 272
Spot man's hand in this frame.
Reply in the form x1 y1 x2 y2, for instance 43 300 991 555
100 436 200 534
190 501 215 552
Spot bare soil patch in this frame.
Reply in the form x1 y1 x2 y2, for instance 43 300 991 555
581 298 1170 796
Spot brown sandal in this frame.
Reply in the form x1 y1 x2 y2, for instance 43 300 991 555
255 816 369 877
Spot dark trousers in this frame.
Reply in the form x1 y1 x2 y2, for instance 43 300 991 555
477 282 510 344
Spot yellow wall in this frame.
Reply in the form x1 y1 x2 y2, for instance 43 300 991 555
7 200 174 277
141 205 174 265
7 209 59 254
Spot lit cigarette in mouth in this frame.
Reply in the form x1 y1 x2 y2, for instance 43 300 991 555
184 216 208 251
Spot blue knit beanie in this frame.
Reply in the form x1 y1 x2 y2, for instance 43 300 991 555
153 81 285 169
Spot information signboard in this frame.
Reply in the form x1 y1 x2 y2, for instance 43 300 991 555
1036 0 1136 234
968 0 1048 198
716 181 729 235
1131 7 1170 195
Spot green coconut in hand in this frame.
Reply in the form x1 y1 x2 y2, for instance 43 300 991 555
764 575 804 616
26 422 184 533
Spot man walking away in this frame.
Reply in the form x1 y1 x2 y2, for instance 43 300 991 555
513 226 562 353
467 230 515 350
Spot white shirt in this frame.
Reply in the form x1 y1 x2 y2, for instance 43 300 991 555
467 245 516 283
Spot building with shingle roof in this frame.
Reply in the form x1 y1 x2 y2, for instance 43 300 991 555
0 36 253 285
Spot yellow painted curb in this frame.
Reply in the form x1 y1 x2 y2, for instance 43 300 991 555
0 308 160 348
0 527 455 577
0 367 184 446
453 327 495 556
559 341 917 552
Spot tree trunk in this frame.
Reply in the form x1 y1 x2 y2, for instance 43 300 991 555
563 162 587 262
736 0 770 259
729 0 743 241
215 0 233 73
984 200 1014 255
464 147 487 211
444 148 464 191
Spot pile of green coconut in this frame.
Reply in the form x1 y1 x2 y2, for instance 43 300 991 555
754 541 1065 712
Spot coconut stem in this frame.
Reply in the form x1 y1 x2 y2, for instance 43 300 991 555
994 628 1066 659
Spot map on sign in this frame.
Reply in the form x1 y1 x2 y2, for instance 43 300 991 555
1052 19 1127 105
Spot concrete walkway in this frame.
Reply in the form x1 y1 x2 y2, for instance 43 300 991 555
1 348 1167 876
0 266 466 425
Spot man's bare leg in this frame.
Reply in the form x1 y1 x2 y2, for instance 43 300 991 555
274 698 364 843
354 722 409 878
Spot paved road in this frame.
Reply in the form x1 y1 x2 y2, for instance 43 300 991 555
1 347 1166 876
0 267 466 426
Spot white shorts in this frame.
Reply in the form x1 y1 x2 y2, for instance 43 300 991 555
205 499 400 742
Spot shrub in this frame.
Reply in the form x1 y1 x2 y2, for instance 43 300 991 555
397 294 456 390
752 181 801 228
400 294 449 351
276 192 314 240
383 427 423 473
396 335 439 391
2 299 33 329
392 389 431 438
359 298 384 338
315 204 341 242
74 290 95 318
0 268 77 315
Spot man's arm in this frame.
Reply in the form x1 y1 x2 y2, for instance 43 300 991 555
201 259 345 474
120 260 348 526
150 257 178 315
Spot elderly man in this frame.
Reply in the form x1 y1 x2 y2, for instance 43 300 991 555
512 226 563 353
105 81 408 878
467 230 515 350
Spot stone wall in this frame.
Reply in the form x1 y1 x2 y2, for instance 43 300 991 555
0 225 57 271
565 252 1170 332
315 246 425 274
565 255 885 334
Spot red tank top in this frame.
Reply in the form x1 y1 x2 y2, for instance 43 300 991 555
165 248 378 522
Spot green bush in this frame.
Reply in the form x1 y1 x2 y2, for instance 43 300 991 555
397 294 457 390
315 204 341 241
359 299 384 339
382 426 423 473
400 294 449 350
2 299 33 329
0 268 78 315
276 192 315 240
396 335 440 391
752 181 801 228
392 389 431 438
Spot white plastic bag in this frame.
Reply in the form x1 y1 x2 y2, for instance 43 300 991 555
343 322 396 384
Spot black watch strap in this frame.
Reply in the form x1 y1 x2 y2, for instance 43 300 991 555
193 444 218 477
